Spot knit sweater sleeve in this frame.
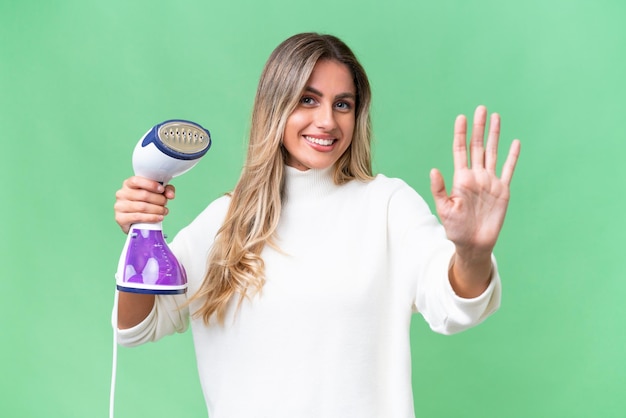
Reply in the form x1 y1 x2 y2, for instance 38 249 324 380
115 293 189 347
387 179 501 335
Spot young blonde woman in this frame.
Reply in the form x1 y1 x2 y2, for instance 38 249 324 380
113 32 520 417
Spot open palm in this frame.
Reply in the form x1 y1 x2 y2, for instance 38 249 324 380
430 106 520 256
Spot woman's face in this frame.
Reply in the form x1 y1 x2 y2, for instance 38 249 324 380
283 59 356 171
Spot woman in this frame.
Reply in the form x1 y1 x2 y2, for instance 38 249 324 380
113 32 520 417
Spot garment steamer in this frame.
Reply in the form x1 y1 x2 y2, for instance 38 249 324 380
115 119 211 295
110 120 211 418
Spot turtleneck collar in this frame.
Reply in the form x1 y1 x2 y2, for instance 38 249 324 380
283 165 338 202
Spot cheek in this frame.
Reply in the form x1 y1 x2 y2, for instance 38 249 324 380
285 111 307 135
282 114 304 153
342 116 356 140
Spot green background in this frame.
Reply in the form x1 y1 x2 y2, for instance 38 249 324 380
2 0 625 416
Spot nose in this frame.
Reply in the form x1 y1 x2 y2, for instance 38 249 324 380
314 104 337 131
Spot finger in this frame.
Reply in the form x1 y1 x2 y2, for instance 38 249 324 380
115 186 169 207
500 139 521 186
453 115 468 170
124 176 165 194
117 176 174 204
470 105 487 168
115 211 165 234
429 168 448 206
163 184 176 200
485 112 501 173
114 199 170 216
114 199 169 231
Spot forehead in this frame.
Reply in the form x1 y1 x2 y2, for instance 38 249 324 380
305 59 356 94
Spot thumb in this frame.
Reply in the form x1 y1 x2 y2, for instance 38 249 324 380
164 184 176 200
429 168 448 205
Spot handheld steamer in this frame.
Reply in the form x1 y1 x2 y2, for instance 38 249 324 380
115 120 211 295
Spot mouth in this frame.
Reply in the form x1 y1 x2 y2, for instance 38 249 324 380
304 135 336 146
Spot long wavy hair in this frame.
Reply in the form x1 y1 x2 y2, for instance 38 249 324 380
190 33 374 325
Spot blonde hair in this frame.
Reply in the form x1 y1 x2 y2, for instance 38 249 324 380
190 33 373 324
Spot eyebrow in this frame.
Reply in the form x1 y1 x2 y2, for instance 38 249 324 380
304 86 356 101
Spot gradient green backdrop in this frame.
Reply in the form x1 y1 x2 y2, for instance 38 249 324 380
2 0 625 417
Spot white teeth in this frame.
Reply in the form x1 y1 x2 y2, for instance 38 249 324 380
304 136 335 146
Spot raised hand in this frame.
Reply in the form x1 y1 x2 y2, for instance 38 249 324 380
429 106 520 296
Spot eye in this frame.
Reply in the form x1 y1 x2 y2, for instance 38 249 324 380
335 101 353 111
300 96 316 106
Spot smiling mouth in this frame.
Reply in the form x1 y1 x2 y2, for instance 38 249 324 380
304 135 336 146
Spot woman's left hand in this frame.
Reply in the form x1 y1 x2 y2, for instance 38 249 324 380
430 105 521 260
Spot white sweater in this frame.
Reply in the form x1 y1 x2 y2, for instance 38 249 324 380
116 166 501 418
